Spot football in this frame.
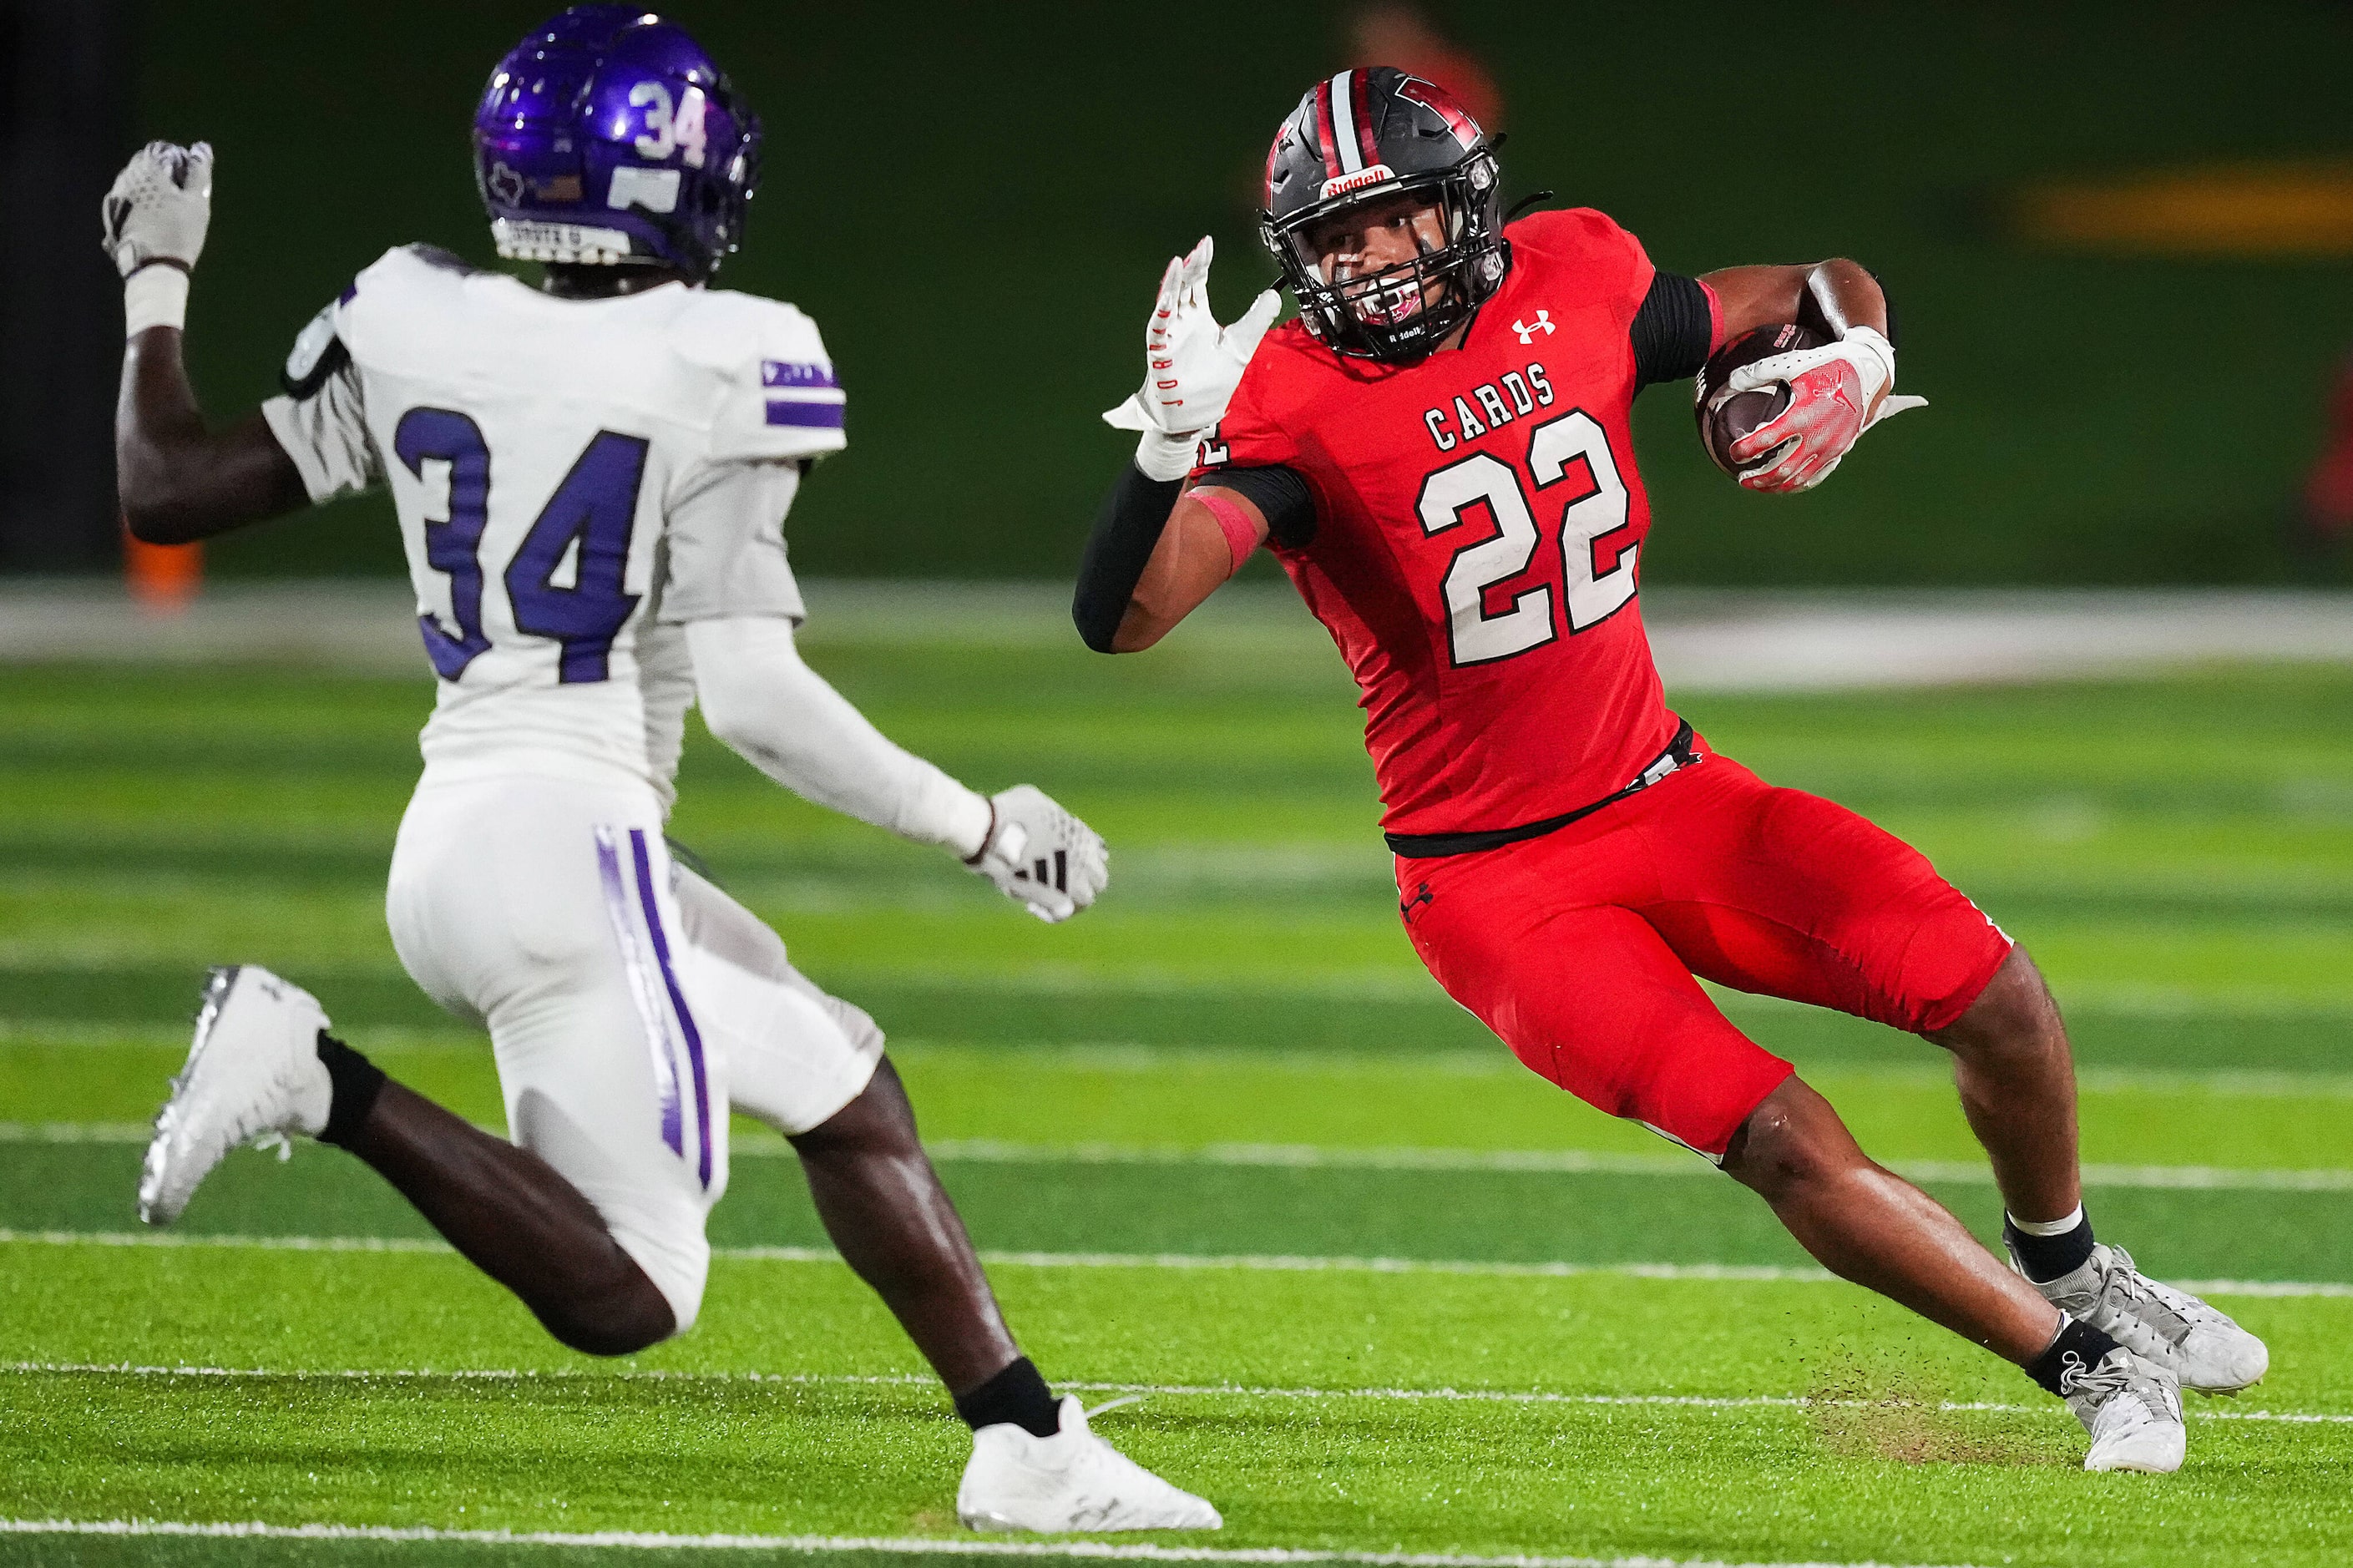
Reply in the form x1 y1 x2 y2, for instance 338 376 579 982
1695 321 1828 477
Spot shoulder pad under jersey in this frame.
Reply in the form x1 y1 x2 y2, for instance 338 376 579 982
400 244 482 277
673 289 846 463
334 243 482 332
279 244 435 397
1505 206 1632 254
1505 208 1649 302
279 302 352 399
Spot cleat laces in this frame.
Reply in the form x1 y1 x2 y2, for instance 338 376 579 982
2098 1247 2211 1346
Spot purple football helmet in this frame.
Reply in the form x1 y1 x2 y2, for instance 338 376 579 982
473 6 762 280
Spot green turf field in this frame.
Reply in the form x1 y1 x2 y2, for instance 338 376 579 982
3 625 2351 1566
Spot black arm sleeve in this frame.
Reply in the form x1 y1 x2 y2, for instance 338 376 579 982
1630 271 1715 389
1072 464 1183 653
1207 465 1318 549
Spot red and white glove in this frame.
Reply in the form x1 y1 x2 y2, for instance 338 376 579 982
1723 326 1925 493
1103 235 1282 481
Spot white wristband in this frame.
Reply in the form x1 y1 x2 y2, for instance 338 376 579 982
1134 428 1200 483
1839 325 1896 400
124 266 190 336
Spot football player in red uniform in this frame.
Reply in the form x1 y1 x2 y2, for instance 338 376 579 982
1074 68 2267 1474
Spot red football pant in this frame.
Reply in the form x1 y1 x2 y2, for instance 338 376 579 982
1398 745 2012 1159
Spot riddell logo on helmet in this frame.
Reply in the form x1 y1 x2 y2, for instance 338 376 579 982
1319 164 1397 200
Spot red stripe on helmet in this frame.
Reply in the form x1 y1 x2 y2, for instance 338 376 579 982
1350 68 1380 170
1313 80 1341 179
1396 76 1480 149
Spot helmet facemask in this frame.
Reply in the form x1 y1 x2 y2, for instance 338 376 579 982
1265 151 1502 362
1258 61 1509 366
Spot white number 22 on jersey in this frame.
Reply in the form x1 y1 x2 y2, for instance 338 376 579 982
1414 409 1638 667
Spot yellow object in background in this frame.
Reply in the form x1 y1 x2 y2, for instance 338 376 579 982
2015 159 2353 257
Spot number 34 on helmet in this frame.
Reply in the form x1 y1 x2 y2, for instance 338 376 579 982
1260 67 1507 364
472 4 762 281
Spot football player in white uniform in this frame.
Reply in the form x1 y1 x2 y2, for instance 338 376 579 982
105 6 1218 1533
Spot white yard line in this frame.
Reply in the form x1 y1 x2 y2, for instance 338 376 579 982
914 1141 2353 1194
0 1227 453 1253
18 1031 2353 1103
8 1121 2353 1193
0 1226 1825 1280
19 994 2353 1031
0 1518 2003 1568
7 1360 2345 1427
9 580 2353 692
5 1227 2350 1301
0 1120 155 1142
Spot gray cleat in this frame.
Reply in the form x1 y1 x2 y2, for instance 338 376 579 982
2062 1345 2185 1474
2015 1241 2269 1396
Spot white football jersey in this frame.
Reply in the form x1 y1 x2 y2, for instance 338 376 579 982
262 244 845 809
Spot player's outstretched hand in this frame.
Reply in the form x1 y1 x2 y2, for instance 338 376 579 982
1724 326 1925 493
102 141 214 280
1102 235 1283 479
964 785 1109 924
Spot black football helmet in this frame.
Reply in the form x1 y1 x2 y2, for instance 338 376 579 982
1259 67 1506 363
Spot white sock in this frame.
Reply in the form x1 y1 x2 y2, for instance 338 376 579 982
2007 1204 2086 1237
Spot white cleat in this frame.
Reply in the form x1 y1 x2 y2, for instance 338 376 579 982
2063 1346 2186 1474
138 966 332 1227
2016 1242 2270 1396
956 1395 1222 1533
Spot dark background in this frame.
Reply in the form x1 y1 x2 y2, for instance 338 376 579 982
22 1 2353 582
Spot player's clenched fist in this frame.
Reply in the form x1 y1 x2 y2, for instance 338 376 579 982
1102 235 1283 480
964 785 1109 923
1725 326 1923 493
103 140 214 279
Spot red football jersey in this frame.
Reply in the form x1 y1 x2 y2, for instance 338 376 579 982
1194 207 1687 839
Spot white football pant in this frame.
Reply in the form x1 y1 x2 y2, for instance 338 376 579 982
387 773 883 1333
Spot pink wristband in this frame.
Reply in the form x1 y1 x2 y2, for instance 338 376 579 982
1698 277 1727 355
1196 488 1259 575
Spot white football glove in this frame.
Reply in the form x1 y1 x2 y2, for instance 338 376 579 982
102 140 214 280
1103 235 1283 480
1718 326 1927 493
964 785 1109 924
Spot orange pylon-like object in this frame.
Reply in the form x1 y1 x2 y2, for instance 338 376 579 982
123 521 203 610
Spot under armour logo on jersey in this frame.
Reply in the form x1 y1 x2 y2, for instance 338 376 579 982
1512 311 1555 344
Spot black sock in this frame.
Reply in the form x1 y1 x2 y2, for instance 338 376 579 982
2025 1316 2125 1398
2003 1209 2096 1282
316 1032 387 1149
953 1356 1060 1437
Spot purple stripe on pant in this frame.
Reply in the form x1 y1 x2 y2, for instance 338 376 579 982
629 829 713 1189
595 827 682 1157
